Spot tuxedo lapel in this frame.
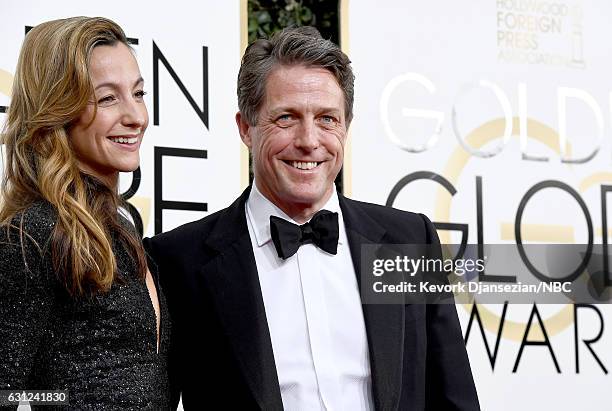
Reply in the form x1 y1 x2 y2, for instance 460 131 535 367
201 188 283 411
339 194 405 411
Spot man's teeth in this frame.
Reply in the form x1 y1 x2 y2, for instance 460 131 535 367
291 161 318 170
109 136 138 144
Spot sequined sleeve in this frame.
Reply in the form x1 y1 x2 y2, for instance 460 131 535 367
0 206 55 393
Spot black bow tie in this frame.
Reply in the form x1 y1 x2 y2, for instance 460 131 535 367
270 210 339 259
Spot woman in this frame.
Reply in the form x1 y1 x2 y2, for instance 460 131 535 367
0 17 169 409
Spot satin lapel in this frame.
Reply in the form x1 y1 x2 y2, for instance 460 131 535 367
339 194 405 411
201 188 283 411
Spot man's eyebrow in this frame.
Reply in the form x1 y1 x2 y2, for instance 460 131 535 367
94 77 144 91
318 107 342 113
269 106 342 114
267 107 296 118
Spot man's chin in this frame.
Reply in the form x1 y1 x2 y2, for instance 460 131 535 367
281 189 332 209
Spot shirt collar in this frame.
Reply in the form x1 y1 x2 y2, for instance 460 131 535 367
246 181 345 247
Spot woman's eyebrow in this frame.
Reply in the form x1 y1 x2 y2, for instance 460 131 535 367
94 76 144 91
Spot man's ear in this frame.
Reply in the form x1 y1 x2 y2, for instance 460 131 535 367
235 112 252 148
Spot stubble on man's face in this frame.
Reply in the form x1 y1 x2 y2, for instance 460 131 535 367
247 65 347 222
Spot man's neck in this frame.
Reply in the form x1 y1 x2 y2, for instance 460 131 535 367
253 182 334 224
279 202 327 224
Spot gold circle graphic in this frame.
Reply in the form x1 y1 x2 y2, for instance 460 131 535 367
437 117 574 342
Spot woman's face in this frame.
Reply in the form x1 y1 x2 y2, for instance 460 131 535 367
69 42 148 187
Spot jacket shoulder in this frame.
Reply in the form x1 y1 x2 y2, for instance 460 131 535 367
143 204 235 270
147 207 225 247
346 197 427 221
342 197 436 243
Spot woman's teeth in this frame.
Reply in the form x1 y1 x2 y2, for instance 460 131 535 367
291 161 318 170
109 136 138 144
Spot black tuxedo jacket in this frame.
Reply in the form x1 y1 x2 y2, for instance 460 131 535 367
144 187 479 410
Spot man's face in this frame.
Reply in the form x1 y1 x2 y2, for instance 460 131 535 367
237 65 348 218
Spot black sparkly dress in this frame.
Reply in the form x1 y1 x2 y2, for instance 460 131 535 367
0 202 170 410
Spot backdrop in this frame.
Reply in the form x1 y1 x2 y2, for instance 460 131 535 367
0 0 244 237
348 0 610 409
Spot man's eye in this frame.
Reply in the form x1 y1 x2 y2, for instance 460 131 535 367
321 115 335 124
277 114 292 121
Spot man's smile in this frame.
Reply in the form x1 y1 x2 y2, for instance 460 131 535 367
282 160 323 170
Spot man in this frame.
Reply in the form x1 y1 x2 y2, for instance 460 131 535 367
145 27 480 410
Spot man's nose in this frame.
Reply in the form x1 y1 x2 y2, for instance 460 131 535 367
294 120 319 150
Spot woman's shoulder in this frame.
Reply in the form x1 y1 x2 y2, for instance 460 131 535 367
17 200 57 222
2 200 57 251
0 201 57 299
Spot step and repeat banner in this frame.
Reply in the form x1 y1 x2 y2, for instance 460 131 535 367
0 0 243 237
348 0 610 409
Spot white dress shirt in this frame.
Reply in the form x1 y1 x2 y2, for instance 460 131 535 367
246 183 373 411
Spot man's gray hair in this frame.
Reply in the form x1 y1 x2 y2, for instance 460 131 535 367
237 26 355 126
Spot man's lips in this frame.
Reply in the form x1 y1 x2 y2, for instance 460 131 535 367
282 160 323 170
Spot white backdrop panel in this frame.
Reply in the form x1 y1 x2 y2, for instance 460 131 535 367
0 0 242 236
348 1 611 410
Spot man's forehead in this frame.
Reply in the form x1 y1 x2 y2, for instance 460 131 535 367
265 64 339 85
263 65 344 102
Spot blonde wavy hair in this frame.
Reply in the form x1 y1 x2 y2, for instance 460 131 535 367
0 16 146 295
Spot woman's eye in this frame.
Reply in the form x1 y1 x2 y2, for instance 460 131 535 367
135 90 147 98
98 95 116 105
